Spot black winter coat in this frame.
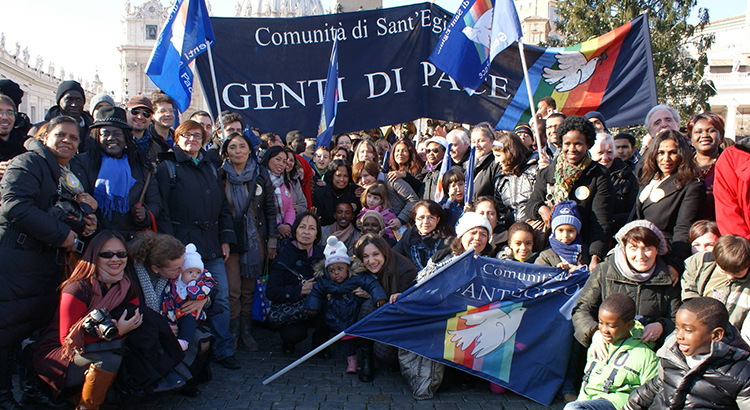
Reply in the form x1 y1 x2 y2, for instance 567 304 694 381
608 157 639 234
571 254 680 348
0 127 28 162
633 177 704 272
267 241 325 303
155 147 236 261
70 152 161 240
393 225 452 271
471 153 500 201
526 160 614 259
625 326 750 410
0 139 70 347
313 183 359 227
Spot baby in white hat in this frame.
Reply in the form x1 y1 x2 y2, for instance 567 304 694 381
162 243 216 351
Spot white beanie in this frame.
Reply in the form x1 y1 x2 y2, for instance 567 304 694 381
324 236 351 268
425 136 449 151
455 212 493 242
182 243 204 272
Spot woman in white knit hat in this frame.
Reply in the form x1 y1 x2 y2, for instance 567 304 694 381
396 212 493 400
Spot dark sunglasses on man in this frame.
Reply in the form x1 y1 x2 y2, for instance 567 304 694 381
130 108 152 118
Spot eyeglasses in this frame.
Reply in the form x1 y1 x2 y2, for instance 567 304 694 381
426 148 442 154
181 132 203 141
415 215 437 222
0 110 15 118
129 108 152 118
100 129 124 139
98 251 128 259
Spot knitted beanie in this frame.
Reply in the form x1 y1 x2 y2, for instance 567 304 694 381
0 79 23 108
551 200 582 233
182 243 204 272
56 80 85 105
455 212 493 242
324 236 351 268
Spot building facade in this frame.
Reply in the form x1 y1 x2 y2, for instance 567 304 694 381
514 0 559 45
698 2 750 140
0 34 102 123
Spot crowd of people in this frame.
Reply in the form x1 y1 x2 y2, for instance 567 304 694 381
1 77 750 409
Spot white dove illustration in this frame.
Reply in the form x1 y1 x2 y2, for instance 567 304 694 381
462 8 494 50
542 51 606 93
448 307 527 358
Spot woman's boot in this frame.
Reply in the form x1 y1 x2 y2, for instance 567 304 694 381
0 348 21 410
357 340 374 382
77 364 117 410
239 316 258 351
230 318 240 353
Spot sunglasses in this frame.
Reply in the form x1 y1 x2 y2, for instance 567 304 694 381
98 251 128 259
129 108 152 118
426 148 442 154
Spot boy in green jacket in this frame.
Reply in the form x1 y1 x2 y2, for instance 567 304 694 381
565 294 659 410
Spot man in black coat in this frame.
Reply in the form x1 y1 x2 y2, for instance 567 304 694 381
33 81 95 152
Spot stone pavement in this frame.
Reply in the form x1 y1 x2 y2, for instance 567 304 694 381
126 324 566 410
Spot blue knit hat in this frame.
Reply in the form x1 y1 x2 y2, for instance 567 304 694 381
551 200 582 232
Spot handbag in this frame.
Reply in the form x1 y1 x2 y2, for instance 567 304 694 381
251 262 270 322
267 262 313 326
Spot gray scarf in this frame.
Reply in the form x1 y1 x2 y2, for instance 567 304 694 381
222 160 263 278
135 263 169 312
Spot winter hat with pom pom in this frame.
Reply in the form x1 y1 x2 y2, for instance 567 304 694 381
182 243 204 272
324 236 351 268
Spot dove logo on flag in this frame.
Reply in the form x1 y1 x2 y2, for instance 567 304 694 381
542 50 608 93
444 301 526 381
462 3 494 63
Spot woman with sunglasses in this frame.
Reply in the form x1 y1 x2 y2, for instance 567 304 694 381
34 231 142 410
156 120 239 369
71 106 161 241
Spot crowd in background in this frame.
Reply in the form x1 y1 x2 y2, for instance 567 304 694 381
1 78 750 409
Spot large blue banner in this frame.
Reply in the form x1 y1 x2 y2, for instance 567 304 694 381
194 3 534 137
344 251 589 405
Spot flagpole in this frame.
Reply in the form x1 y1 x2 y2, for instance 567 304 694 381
206 40 226 142
517 41 543 157
263 331 347 385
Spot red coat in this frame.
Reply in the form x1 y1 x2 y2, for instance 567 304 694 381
714 145 750 239
295 154 314 209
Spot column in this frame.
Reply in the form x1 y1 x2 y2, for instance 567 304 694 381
726 102 738 142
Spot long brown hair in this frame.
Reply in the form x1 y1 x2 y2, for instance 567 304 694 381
354 234 400 295
61 230 130 290
388 139 424 175
639 129 698 189
496 131 529 176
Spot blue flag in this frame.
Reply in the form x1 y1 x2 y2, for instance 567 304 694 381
145 0 214 113
344 252 589 405
429 0 523 94
464 146 475 205
316 38 339 149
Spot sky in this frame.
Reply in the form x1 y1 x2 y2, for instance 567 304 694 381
2 0 746 101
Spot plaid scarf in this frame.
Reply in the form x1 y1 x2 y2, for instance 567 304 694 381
550 153 592 206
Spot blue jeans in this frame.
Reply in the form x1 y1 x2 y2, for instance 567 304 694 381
563 399 616 410
203 257 233 360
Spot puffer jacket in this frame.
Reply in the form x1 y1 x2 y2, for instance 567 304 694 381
682 251 750 335
526 159 613 259
625 326 750 410
495 156 538 228
608 158 639 234
535 244 590 267
578 321 659 410
572 254 681 348
304 259 387 332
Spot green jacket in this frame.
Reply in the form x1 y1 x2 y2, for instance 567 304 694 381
578 322 659 409
682 251 750 332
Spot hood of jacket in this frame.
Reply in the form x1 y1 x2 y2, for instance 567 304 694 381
314 257 369 280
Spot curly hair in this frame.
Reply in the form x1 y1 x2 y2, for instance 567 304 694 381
555 115 597 148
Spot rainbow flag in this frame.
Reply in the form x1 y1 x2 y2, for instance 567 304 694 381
496 13 656 129
344 252 589 405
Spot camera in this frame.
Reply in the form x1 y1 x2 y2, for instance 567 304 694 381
82 308 118 341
